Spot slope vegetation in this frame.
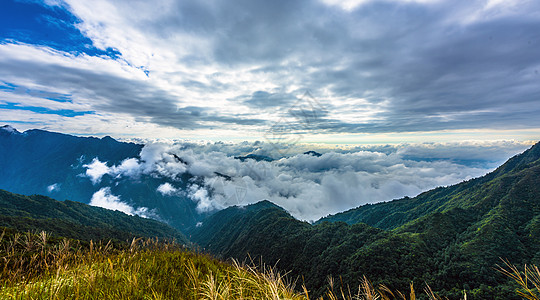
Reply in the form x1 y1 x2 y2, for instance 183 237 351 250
318 142 540 230
0 189 187 244
191 142 540 299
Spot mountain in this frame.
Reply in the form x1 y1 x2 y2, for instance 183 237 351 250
191 142 540 299
317 142 540 229
0 126 201 231
0 126 141 198
303 150 322 157
190 201 395 297
0 189 188 243
234 153 274 162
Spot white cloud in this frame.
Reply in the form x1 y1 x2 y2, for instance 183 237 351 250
139 143 188 178
133 206 159 219
112 158 141 178
47 183 60 192
156 182 178 196
83 158 110 184
90 187 134 214
89 187 152 217
320 0 440 11
82 140 530 221
394 140 531 162
188 184 223 213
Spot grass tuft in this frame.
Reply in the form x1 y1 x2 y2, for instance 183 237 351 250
497 259 540 300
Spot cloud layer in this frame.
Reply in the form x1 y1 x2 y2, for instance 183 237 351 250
82 140 531 221
89 187 154 218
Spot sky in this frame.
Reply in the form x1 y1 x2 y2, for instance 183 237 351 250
0 0 539 144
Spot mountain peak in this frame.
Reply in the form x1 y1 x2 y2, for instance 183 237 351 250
234 154 274 162
304 150 322 157
248 200 282 210
101 135 116 141
0 125 20 134
530 141 540 153
489 141 540 177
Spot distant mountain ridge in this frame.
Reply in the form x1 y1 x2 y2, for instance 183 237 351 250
234 153 274 162
0 125 142 200
191 141 540 299
0 189 188 243
0 126 201 232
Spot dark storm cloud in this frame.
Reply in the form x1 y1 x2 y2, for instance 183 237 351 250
181 0 540 133
292 1 540 133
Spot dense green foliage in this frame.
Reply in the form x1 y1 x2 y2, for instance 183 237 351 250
191 143 540 299
0 189 188 244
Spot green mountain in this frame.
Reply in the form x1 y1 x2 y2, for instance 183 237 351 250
191 142 540 299
0 189 188 244
317 141 540 230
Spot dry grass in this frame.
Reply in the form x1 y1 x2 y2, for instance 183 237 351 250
319 275 465 300
0 229 475 299
497 259 540 300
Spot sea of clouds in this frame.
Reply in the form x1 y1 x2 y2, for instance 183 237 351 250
82 140 531 221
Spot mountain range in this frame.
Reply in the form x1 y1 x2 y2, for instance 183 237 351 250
0 125 201 231
1 125 540 298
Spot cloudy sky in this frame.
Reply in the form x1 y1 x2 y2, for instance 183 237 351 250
1 0 539 143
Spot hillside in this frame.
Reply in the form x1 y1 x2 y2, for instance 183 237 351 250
0 126 201 231
317 142 540 230
191 142 540 299
0 189 188 244
0 228 308 300
4 227 506 300
0 126 142 200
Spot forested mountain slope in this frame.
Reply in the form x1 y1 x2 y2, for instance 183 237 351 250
318 142 540 230
191 142 540 299
0 189 188 244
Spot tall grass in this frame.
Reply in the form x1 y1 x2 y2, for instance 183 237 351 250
0 229 305 299
497 259 540 300
0 229 472 299
320 275 467 300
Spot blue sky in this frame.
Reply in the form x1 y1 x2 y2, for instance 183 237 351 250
0 0 119 57
1 0 540 144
